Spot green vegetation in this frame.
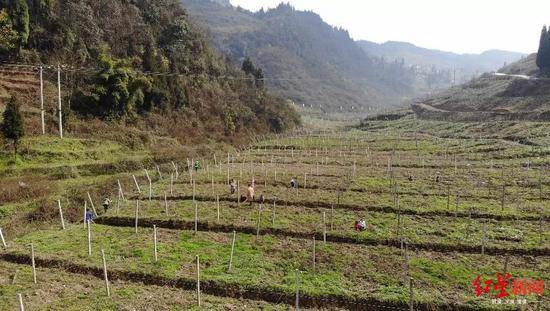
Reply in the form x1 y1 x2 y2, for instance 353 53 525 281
536 25 550 72
0 0 300 146
1 96 24 155
182 0 423 112
2 118 547 309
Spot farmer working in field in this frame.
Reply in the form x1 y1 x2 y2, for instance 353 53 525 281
354 219 367 232
290 178 298 189
194 160 201 172
229 179 236 194
102 197 112 213
246 183 255 205
85 209 94 224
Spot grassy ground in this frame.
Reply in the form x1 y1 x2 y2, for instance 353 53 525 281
0 116 548 309
0 261 293 310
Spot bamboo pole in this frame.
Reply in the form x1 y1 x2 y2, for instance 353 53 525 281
135 200 139 234
117 179 125 201
409 277 414 311
216 195 220 222
196 255 201 306
87 220 92 256
295 269 301 310
17 293 25 311
153 225 158 262
322 211 327 244
312 236 316 271
58 199 65 230
132 175 141 194
164 192 169 216
194 203 198 234
31 243 36 283
0 228 7 248
101 249 110 296
228 230 236 272
87 192 98 217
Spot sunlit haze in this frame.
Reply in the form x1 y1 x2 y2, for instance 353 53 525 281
230 0 549 54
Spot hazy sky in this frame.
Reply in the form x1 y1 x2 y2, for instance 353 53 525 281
230 0 549 54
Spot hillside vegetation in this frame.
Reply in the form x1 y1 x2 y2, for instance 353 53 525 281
412 54 550 121
182 1 430 112
0 0 300 149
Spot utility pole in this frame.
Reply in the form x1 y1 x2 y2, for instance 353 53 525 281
39 66 45 135
57 65 63 138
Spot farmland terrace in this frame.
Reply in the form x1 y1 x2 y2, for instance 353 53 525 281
0 117 548 310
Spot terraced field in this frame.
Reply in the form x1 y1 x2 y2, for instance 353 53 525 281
0 118 548 310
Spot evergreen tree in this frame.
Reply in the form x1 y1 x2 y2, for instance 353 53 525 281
241 57 255 75
1 97 25 156
254 67 264 89
536 25 550 71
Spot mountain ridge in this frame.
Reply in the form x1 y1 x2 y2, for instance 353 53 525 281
358 40 525 83
182 0 448 112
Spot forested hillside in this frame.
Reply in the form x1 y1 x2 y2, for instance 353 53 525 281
0 0 300 148
182 0 425 112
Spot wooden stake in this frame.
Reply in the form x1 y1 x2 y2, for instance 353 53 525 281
171 161 178 180
83 201 87 228
164 192 169 216
194 203 198 234
153 225 158 262
409 277 414 311
237 180 240 206
330 205 334 231
58 199 65 230
17 293 25 311
135 200 139 234
31 243 36 284
156 164 162 180
193 180 196 203
256 205 261 239
216 195 220 222
145 169 152 201
117 179 125 201
57 65 63 138
323 211 327 244
170 173 173 196
228 230 236 272
39 66 45 135
481 222 486 255
101 249 110 296
295 269 301 310
87 192 98 217
196 255 201 307
132 175 141 194
0 228 7 248
87 220 92 256
312 236 316 271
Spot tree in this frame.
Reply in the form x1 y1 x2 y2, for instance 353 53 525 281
8 0 30 47
254 67 264 89
536 25 550 71
241 57 255 75
1 97 25 156
0 9 18 57
72 54 152 118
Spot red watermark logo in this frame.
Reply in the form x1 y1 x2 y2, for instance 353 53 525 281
472 273 544 304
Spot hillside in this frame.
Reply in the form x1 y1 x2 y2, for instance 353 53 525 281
0 0 300 149
358 40 525 84
412 54 550 121
181 0 427 112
